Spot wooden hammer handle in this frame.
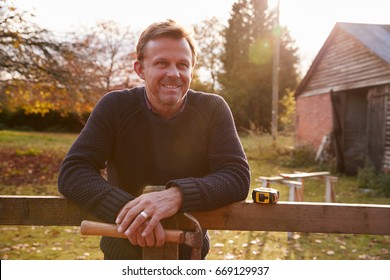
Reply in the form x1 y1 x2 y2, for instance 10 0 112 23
80 220 184 244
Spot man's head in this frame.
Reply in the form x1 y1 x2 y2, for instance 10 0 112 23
134 20 197 119
136 19 197 66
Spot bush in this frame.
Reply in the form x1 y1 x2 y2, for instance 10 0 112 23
377 174 390 197
357 160 390 197
0 109 88 132
277 145 317 168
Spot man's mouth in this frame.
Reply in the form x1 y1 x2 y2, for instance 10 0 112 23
162 84 181 89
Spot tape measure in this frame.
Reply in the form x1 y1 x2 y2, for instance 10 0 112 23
252 187 279 204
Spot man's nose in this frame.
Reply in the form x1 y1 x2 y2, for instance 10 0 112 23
166 65 180 77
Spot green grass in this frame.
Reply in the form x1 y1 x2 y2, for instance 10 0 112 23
0 130 76 155
1 130 390 260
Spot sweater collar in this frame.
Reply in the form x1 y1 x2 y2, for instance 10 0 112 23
143 88 187 119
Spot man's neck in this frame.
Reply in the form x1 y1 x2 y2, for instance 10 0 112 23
144 92 187 119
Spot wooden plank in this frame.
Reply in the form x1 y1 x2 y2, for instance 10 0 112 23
182 202 390 235
257 176 284 181
280 171 330 179
0 195 94 225
1 196 390 235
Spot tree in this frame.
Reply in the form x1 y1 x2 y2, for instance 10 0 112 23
193 17 224 92
0 0 90 116
69 21 138 92
0 0 71 83
0 1 138 118
219 0 299 132
279 88 296 134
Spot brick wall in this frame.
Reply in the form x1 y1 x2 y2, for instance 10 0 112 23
295 93 333 149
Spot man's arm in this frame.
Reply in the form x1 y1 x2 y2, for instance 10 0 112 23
58 92 133 223
168 95 251 212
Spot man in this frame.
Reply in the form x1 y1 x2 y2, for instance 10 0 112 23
58 20 250 259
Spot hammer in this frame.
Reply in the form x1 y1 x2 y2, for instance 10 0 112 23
80 213 203 259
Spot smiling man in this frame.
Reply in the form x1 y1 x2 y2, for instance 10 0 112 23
58 20 250 260
135 36 192 119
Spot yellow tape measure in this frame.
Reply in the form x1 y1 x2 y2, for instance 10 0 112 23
252 187 279 204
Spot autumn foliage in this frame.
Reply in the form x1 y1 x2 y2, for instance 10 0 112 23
1 0 138 125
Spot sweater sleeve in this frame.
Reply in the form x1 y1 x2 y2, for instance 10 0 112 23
58 92 133 223
168 95 251 212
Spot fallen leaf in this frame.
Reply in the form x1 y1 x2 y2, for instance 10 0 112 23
224 253 235 260
51 247 62 251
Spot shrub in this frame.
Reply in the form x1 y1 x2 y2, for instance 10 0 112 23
0 109 87 132
357 160 390 197
278 145 317 168
377 173 390 197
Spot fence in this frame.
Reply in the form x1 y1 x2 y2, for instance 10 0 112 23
1 195 390 259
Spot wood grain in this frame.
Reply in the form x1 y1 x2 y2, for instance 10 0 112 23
1 196 389 235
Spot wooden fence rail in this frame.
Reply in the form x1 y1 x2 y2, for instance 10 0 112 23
1 195 390 235
1 195 390 259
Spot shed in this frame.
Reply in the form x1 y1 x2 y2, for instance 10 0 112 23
295 22 390 175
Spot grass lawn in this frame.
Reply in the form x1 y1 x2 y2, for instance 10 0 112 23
1 130 389 260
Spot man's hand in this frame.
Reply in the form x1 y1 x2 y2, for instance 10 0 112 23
128 220 166 247
115 186 182 245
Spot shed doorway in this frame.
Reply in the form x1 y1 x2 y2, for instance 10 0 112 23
331 89 368 175
367 89 388 172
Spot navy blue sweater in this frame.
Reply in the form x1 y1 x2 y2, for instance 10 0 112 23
58 87 250 259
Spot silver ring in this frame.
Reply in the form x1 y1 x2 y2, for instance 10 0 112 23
139 211 148 219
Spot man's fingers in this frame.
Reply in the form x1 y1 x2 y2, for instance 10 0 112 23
124 210 151 236
127 220 163 247
116 200 137 225
144 231 156 247
154 223 166 247
141 216 159 238
136 233 147 247
128 223 146 246
117 206 145 233
127 229 138 245
116 203 130 224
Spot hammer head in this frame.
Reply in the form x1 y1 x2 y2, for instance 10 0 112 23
183 212 203 259
184 230 203 248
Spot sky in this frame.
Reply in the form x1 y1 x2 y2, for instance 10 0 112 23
11 0 390 73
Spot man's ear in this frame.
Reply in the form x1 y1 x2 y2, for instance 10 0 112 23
134 61 145 80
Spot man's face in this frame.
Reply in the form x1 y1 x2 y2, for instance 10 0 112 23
135 37 194 118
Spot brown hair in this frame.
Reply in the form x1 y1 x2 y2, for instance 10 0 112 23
136 19 197 66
